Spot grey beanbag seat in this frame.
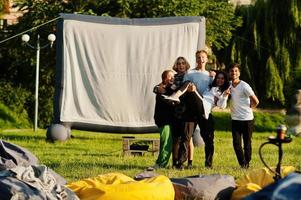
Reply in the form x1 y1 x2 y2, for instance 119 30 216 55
0 140 66 185
170 174 236 200
0 165 79 200
0 140 39 170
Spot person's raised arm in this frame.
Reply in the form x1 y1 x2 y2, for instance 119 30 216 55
215 86 231 109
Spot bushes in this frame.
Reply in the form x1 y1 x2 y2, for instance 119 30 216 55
253 111 285 132
0 80 31 128
212 111 285 132
0 103 30 128
0 80 55 129
212 112 232 132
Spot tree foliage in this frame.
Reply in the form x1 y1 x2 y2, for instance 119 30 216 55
0 0 10 15
0 0 72 128
0 0 240 128
220 0 301 108
75 0 241 49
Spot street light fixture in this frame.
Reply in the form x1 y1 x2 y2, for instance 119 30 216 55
21 33 56 132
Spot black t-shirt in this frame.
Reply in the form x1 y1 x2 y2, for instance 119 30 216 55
153 85 175 127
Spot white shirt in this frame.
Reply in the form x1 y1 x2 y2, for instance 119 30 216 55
202 87 228 119
230 80 255 120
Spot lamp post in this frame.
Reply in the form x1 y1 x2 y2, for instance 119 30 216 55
21 33 56 132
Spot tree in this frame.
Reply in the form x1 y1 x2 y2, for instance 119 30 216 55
0 0 242 127
220 0 301 108
0 0 73 128
0 0 10 14
75 0 241 50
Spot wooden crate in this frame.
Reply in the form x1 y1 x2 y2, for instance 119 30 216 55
122 136 160 156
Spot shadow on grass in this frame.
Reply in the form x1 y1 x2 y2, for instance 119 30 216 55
40 150 122 157
61 161 147 171
0 133 46 141
0 133 124 146
71 135 123 142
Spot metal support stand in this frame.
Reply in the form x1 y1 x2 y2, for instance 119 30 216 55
22 33 56 132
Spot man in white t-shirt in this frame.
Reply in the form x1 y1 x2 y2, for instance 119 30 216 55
228 63 259 169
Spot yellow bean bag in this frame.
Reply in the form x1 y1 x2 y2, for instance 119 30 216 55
231 166 295 200
66 172 174 200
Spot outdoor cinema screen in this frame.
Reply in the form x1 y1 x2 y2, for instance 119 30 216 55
54 13 205 133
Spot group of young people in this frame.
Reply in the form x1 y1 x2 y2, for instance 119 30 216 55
151 50 259 170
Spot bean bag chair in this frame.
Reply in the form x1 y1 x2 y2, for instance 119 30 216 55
66 172 174 200
244 172 301 200
231 166 295 200
0 165 79 200
170 174 236 200
0 140 67 185
0 140 39 170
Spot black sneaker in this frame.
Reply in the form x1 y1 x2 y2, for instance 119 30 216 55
205 164 212 169
172 160 179 169
241 163 249 169
187 163 193 169
175 164 184 170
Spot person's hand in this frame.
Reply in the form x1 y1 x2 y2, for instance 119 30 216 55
223 87 231 97
209 70 216 77
157 83 166 94
187 83 196 92
250 95 259 108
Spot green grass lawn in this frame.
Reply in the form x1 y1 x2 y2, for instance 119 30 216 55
0 129 300 183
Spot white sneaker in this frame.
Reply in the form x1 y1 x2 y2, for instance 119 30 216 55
162 95 180 103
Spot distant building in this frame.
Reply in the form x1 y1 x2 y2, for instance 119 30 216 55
229 0 253 6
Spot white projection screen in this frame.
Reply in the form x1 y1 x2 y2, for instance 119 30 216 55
54 13 205 133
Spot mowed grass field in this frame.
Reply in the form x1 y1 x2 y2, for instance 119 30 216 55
0 128 300 183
